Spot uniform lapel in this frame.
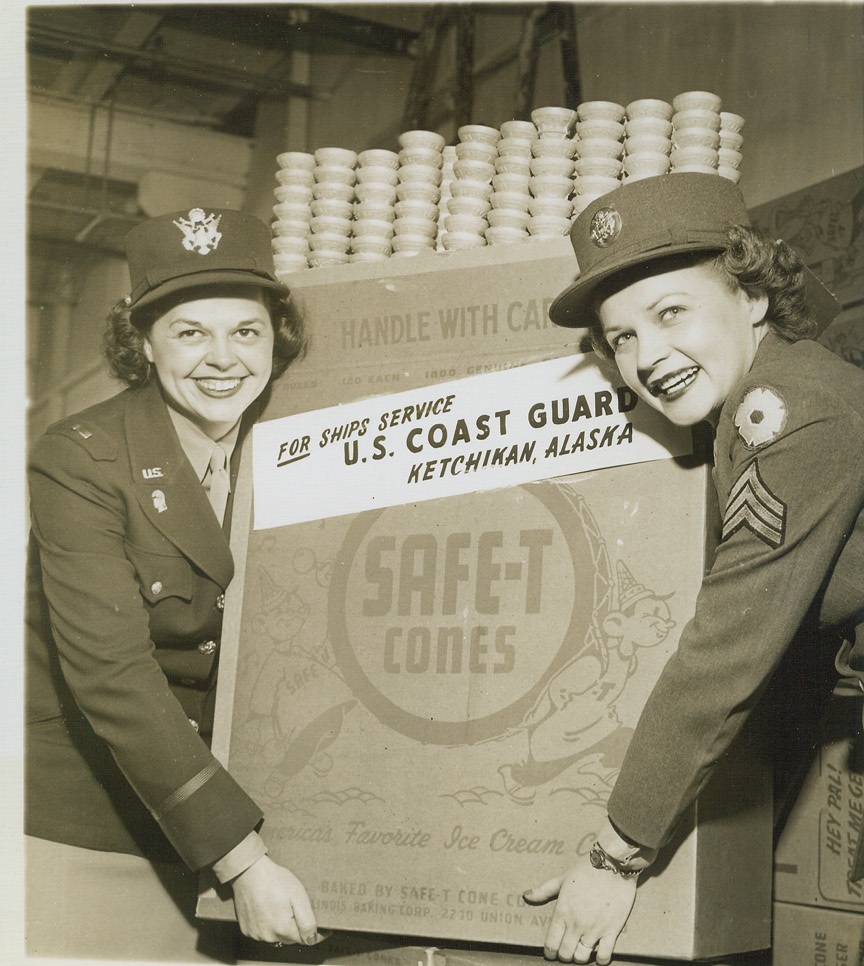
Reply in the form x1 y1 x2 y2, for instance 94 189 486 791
125 381 235 589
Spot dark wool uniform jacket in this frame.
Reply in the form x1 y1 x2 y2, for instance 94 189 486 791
26 379 262 869
607 332 864 854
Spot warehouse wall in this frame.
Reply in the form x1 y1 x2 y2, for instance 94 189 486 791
27 2 864 436
302 2 862 209
574 3 864 208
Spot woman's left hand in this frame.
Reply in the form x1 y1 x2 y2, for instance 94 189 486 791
523 855 637 965
231 855 325 946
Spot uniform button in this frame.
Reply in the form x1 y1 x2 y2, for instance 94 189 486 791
151 581 163 595
198 640 217 655
215 594 225 611
188 718 199 732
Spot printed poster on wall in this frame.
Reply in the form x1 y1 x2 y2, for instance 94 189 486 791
252 353 692 529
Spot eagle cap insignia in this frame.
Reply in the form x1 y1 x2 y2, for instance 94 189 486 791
173 208 222 255
734 386 787 449
590 207 623 248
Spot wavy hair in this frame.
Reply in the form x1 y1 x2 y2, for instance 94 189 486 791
588 224 815 358
103 287 307 387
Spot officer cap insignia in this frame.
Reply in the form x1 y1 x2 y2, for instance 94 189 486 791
734 387 787 449
172 208 223 255
590 207 623 248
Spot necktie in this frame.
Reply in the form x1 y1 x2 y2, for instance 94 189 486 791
207 443 231 525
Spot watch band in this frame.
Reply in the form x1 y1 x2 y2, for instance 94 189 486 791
589 841 642 878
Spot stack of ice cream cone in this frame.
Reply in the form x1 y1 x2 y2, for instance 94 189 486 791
309 147 356 268
351 149 398 263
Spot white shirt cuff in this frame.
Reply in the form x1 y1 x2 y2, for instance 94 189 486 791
211 831 268 884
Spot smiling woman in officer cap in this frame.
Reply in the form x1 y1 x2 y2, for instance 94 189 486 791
522 174 864 965
26 208 328 959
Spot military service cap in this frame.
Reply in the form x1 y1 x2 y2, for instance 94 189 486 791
550 173 841 335
125 207 288 310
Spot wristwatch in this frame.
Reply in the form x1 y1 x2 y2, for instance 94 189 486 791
589 841 642 878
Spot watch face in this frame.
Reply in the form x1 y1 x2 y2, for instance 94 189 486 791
589 847 606 871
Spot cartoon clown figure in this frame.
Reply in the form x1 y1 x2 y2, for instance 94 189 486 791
498 561 676 802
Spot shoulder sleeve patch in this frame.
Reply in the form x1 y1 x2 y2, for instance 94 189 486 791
723 458 787 549
734 386 788 449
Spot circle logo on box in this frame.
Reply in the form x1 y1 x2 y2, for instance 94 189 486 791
329 483 601 744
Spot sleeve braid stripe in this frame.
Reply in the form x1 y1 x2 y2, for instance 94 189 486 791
151 759 222 822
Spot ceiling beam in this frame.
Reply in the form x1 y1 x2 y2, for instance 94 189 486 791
28 23 322 101
46 9 164 102
160 5 419 58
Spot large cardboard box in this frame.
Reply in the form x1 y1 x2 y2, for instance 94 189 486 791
430 945 770 966
201 240 772 960
774 695 864 913
772 901 864 966
237 934 438 966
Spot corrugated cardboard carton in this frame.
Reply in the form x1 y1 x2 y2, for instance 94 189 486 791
750 167 863 312
774 694 864 913
772 901 864 966
201 240 772 960
430 943 771 966
238 933 437 966
750 166 864 374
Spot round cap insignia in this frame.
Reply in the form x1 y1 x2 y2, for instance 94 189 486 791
590 208 622 248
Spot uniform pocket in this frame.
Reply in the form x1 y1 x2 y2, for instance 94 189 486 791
124 542 194 604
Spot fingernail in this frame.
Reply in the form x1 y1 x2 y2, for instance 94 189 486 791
303 935 316 945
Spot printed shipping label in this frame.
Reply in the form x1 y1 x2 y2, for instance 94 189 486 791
252 354 691 530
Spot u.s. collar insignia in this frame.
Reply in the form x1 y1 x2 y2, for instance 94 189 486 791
734 386 787 449
173 208 222 255
590 207 622 248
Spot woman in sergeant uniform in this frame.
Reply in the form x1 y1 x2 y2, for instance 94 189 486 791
523 173 864 964
26 208 326 961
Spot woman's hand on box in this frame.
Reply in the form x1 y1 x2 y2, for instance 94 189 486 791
522 856 637 965
231 855 326 946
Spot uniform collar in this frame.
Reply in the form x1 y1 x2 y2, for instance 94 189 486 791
167 407 241 482
124 380 235 588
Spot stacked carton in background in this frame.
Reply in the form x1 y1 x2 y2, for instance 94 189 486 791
773 691 864 965
755 167 864 963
